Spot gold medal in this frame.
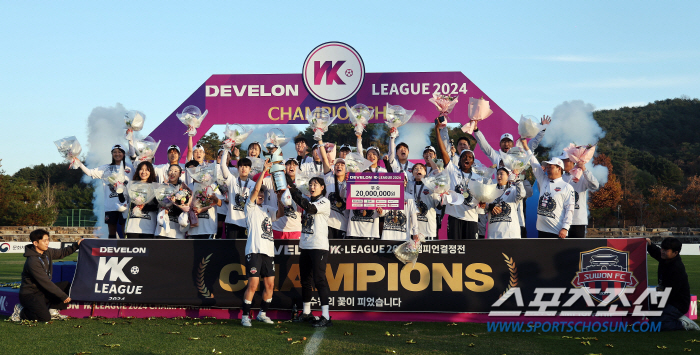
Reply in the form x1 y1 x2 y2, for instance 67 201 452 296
393 216 398 223
244 229 248 235
336 201 342 208
362 210 367 217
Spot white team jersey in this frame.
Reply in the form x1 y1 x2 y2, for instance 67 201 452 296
516 180 534 227
346 208 380 239
223 174 254 227
409 181 441 239
444 161 479 222
80 163 133 212
300 161 325 176
155 207 189 239
245 200 278 257
125 204 157 235
381 194 418 241
264 176 302 233
324 173 349 231
531 157 575 234
487 182 525 239
390 159 415 180
562 170 599 226
186 182 223 236
300 197 331 250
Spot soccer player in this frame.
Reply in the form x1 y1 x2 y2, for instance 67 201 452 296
12 229 82 322
319 139 349 239
559 153 600 238
409 163 442 240
294 137 313 165
154 145 184 183
487 167 526 238
435 123 481 239
522 139 574 238
125 161 159 238
241 159 285 327
220 149 254 239
300 143 325 176
288 176 333 327
387 135 414 178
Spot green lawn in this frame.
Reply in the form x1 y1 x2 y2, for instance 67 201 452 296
1 254 698 354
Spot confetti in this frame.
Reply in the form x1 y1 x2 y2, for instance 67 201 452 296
74 325 82 328
657 345 668 349
290 340 302 345
687 340 700 343
74 352 92 355
562 336 573 339
581 341 591 346
103 344 120 348
406 339 417 344
384 349 396 353
216 334 230 338
344 331 353 336
287 338 293 341
403 322 413 326
606 344 614 348
97 333 112 336
212 350 221 354
103 321 116 325
167 332 181 334
280 331 289 334
468 343 475 347
447 323 458 326
188 337 201 340
684 349 692 352
461 333 478 337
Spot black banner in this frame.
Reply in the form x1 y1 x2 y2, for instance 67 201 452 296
70 239 648 313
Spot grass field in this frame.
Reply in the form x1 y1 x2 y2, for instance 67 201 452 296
1 254 699 355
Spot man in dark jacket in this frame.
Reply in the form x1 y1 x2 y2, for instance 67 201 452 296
10 229 82 322
647 237 699 331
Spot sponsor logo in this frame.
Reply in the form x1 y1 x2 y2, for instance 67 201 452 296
0 243 9 253
96 257 133 282
302 42 365 104
554 187 561 192
92 247 148 256
571 247 638 302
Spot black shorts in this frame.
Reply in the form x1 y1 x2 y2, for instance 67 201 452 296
568 225 587 238
446 216 478 240
105 211 125 226
245 253 274 278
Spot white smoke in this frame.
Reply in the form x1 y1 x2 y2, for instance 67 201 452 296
397 116 432 159
541 100 609 185
82 103 129 238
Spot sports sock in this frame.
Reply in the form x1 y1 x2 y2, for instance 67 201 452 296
303 302 311 314
242 299 252 316
321 305 330 319
261 298 272 313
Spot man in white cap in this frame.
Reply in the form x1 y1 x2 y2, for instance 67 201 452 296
153 145 184 183
559 152 600 238
522 139 574 238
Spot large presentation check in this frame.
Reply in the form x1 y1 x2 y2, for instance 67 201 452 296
345 173 404 210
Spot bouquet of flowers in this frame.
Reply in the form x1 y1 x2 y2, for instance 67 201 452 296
223 124 252 148
562 143 596 181
429 93 459 128
187 164 217 185
462 97 494 134
103 165 127 194
154 184 178 209
249 157 265 177
128 182 155 217
472 159 496 182
467 179 504 204
264 128 289 148
124 110 145 141
133 137 161 162
306 108 337 141
517 115 542 139
176 105 208 136
423 170 464 205
192 184 220 210
345 103 373 135
172 184 192 209
394 234 426 268
54 136 82 169
502 147 531 180
294 171 313 196
434 159 445 172
344 152 373 173
385 103 415 138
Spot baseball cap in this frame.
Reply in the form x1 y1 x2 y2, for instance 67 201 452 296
334 158 346 165
111 144 124 151
194 144 205 152
423 146 436 154
557 153 570 161
168 145 181 154
543 157 565 170
284 158 299 165
500 133 514 142
366 146 380 155
339 144 352 151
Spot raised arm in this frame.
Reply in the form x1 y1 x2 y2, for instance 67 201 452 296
187 135 194 162
319 140 331 174
356 133 364 157
219 149 231 180
249 159 271 203
435 123 451 164
579 163 600 192
528 115 551 151
388 136 397 164
472 122 499 164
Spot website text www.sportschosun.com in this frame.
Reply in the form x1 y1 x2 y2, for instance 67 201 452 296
487 321 661 333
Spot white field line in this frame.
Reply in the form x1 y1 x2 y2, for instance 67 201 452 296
303 327 327 355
